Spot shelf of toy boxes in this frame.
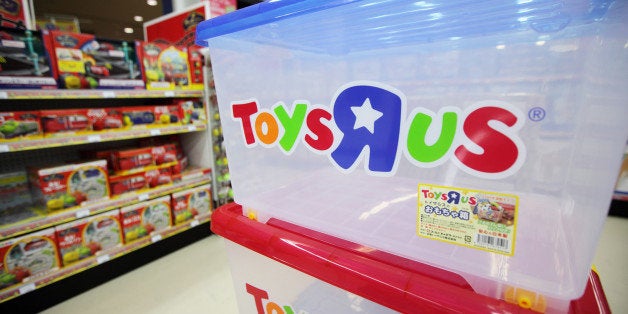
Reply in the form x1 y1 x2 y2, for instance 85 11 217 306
0 89 202 100
0 207 211 303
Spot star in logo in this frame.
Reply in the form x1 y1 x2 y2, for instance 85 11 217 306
351 98 383 133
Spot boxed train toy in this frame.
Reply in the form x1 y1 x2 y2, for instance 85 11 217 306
0 171 32 213
171 184 212 224
28 160 109 210
120 196 172 243
0 111 42 141
109 172 147 197
0 27 56 89
121 105 183 127
136 41 200 90
0 228 60 289
44 30 143 89
40 109 91 136
55 209 122 266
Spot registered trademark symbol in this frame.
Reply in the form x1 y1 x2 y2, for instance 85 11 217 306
528 107 546 122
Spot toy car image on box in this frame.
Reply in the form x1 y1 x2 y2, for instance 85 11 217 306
137 42 199 90
121 105 182 127
145 168 173 188
0 111 42 141
120 196 172 243
0 27 57 89
28 160 109 210
179 100 206 125
40 109 91 136
0 228 60 289
112 147 154 172
171 184 212 224
45 30 143 89
87 108 124 131
55 209 122 266
109 172 147 196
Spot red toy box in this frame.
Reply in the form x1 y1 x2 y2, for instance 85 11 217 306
145 168 173 188
0 111 42 141
187 45 204 89
136 42 199 90
44 30 143 89
109 172 147 197
112 147 154 172
0 228 60 289
40 109 91 136
28 160 110 210
120 196 172 243
171 184 212 224
150 144 178 165
55 209 122 266
121 105 182 127
87 108 124 131
178 100 207 125
170 156 189 175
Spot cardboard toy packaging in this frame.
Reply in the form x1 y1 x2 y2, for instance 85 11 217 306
121 105 183 128
28 160 110 210
55 209 122 266
0 111 42 141
109 172 147 196
40 109 91 136
171 184 212 224
0 26 57 88
136 41 199 90
178 100 206 125
86 108 124 131
120 196 172 243
0 228 60 289
0 171 32 213
44 30 143 89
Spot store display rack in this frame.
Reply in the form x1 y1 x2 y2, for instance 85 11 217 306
0 212 211 303
0 89 203 100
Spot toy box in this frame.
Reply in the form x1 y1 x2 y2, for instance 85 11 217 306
55 209 122 266
87 108 124 131
136 42 198 90
44 30 143 89
179 100 207 125
187 45 204 89
121 105 182 127
0 111 42 141
145 168 173 188
0 26 56 89
171 184 212 224
109 172 147 196
40 109 91 136
28 160 109 210
0 228 60 289
112 147 154 172
196 0 628 310
150 144 178 165
120 196 172 243
170 156 189 175
0 171 32 213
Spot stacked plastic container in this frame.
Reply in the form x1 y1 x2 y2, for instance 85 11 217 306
196 0 628 313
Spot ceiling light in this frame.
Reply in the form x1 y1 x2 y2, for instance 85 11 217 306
124 27 134 34
496 44 506 50
147 0 158 6
535 40 546 46
134 15 143 22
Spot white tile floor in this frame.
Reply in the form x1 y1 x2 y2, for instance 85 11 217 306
41 216 627 314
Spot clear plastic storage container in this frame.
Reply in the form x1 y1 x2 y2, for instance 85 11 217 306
197 0 628 309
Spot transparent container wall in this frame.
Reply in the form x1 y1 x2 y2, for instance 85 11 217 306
202 0 628 301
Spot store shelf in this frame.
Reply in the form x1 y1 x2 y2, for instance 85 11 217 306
0 89 203 100
0 124 206 153
0 167 212 240
0 213 211 303
613 192 628 201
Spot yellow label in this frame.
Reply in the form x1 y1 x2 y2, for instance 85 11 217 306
417 184 518 256
55 48 85 73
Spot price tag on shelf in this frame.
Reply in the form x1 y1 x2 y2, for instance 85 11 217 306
19 283 36 295
187 125 197 132
190 219 200 227
87 135 102 143
150 129 161 136
138 194 149 202
164 91 175 97
102 91 116 98
97 254 111 265
0 91 8 99
0 145 9 153
76 209 90 219
151 234 162 243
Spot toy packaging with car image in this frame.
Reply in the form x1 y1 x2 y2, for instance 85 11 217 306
0 228 60 290
171 184 212 224
54 209 122 266
0 26 57 89
136 41 199 90
27 159 110 211
0 111 42 141
121 105 183 128
43 30 144 89
40 109 91 136
0 171 32 213
120 196 172 243
109 172 147 197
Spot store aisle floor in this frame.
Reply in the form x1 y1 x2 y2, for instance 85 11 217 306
42 217 627 314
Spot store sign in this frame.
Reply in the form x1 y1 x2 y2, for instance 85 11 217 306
231 81 526 179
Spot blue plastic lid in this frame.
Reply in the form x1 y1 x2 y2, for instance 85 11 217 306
196 0 616 50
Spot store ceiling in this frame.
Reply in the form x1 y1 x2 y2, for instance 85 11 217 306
31 0 261 41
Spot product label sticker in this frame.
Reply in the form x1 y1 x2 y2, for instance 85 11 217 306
56 48 85 73
417 184 518 256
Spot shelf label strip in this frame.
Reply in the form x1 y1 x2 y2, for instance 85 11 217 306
18 283 36 295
